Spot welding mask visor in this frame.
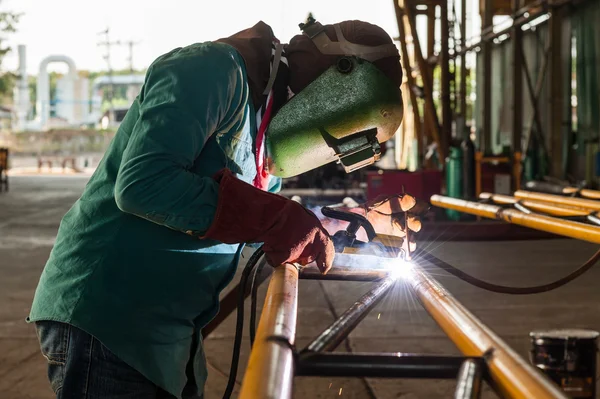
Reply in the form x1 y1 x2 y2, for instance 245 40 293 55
265 21 404 178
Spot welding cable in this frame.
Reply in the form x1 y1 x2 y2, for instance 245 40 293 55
418 248 600 294
222 246 265 399
250 256 268 347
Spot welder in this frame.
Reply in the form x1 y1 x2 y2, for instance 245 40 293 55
29 19 404 399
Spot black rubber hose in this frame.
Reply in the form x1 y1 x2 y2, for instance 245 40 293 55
222 247 264 399
418 248 600 294
250 257 268 348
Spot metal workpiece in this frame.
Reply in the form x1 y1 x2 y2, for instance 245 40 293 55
296 352 470 379
239 264 298 399
304 277 396 353
299 265 390 281
526 181 600 200
455 359 483 399
406 266 567 399
431 195 600 244
479 192 592 217
514 191 600 211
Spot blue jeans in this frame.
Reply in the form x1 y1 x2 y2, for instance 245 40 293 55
35 321 203 399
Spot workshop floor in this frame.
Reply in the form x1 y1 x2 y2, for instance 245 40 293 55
1 175 599 399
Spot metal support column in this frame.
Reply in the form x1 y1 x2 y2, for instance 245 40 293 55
441 0 452 146
403 0 445 162
459 0 468 138
394 0 424 168
512 0 524 190
549 7 564 178
481 0 493 154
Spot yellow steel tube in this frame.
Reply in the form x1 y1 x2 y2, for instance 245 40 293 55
514 190 600 211
479 192 591 217
407 265 567 399
239 264 298 399
557 186 600 200
431 195 600 244
579 188 600 200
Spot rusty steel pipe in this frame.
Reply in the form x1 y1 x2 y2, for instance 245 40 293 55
407 264 567 399
514 190 600 211
431 195 600 244
479 192 592 217
239 264 298 399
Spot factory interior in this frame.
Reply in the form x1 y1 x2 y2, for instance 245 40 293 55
1 0 600 398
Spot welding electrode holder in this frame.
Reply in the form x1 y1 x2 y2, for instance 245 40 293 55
321 206 403 258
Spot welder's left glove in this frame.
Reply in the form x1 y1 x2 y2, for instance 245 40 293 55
349 194 430 254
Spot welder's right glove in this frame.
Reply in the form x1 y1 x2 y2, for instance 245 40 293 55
203 169 334 274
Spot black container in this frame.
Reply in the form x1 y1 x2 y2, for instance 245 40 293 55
461 138 476 200
530 329 599 398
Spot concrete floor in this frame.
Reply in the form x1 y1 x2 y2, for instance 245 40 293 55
1 175 599 398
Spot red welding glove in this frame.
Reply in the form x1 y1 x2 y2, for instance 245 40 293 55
203 169 334 273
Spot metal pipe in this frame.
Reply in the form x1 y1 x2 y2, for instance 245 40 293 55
304 278 395 353
296 352 468 379
515 190 600 211
299 265 389 281
431 195 600 244
239 264 298 399
479 193 592 217
525 182 600 200
406 264 568 398
454 359 483 399
578 189 600 200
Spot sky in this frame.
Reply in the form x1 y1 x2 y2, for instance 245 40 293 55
3 0 405 75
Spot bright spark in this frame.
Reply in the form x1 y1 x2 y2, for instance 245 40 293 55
389 259 414 280
377 313 381 319
339 388 343 396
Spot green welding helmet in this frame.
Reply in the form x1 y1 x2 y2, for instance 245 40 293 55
265 19 404 178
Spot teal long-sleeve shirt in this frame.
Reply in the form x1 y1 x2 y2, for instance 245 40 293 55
28 42 281 398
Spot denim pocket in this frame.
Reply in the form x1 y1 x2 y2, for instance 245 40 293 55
35 321 70 393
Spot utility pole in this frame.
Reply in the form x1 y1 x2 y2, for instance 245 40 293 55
97 27 120 125
122 40 141 74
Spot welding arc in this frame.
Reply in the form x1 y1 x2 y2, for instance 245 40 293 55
419 248 600 294
223 247 265 399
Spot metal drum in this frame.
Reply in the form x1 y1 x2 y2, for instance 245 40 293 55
530 329 599 398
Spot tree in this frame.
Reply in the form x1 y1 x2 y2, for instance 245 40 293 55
0 4 20 100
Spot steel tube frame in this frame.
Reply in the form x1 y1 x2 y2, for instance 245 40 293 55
239 264 298 399
240 253 567 398
455 359 484 399
431 195 600 244
407 264 566 398
432 195 600 241
304 277 396 352
296 352 469 379
479 193 592 217
515 191 600 211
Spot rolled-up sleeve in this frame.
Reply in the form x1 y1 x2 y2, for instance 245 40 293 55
114 45 243 235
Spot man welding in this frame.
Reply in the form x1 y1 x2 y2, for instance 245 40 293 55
29 18 405 399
